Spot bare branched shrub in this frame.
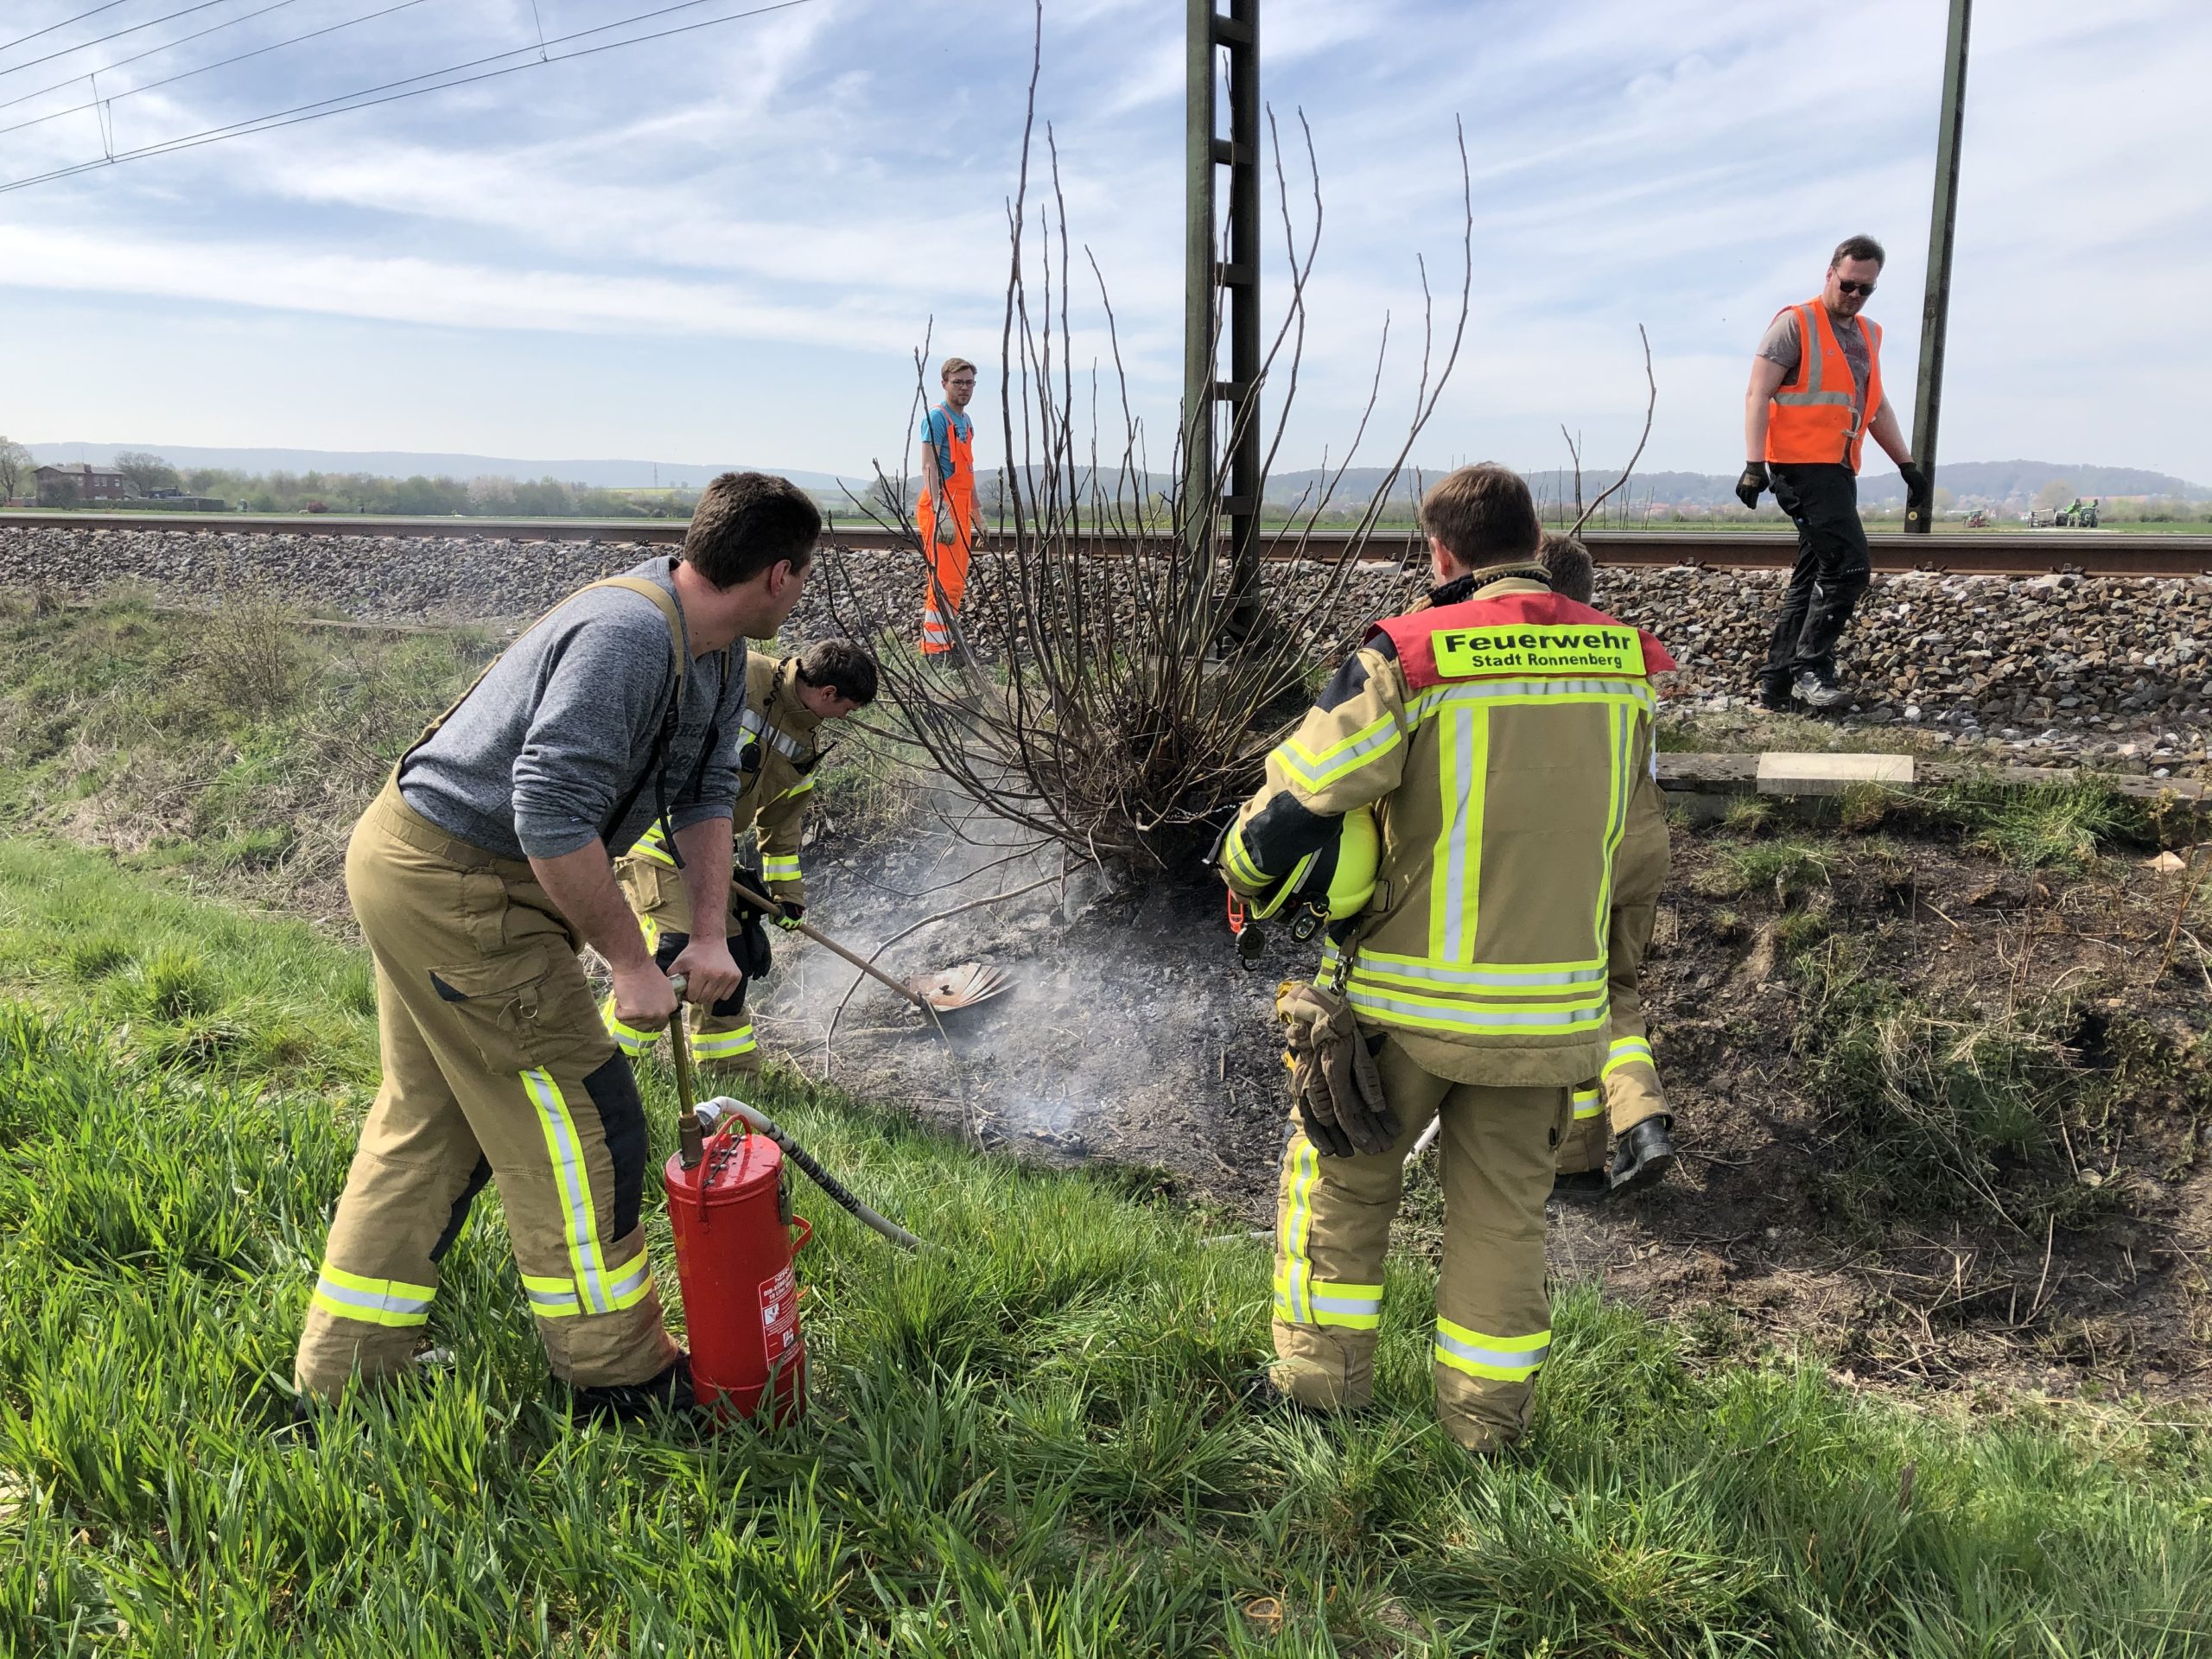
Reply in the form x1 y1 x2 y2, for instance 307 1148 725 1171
826 8 1471 874
183 593 311 721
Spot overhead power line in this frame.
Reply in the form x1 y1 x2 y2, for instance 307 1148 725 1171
0 0 815 195
0 0 307 120
0 0 257 81
0 3 137 60
1 0 441 136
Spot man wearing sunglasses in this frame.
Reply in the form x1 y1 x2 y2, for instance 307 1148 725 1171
1738 234 1929 711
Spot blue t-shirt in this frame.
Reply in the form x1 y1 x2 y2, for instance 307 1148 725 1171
921 404 972 486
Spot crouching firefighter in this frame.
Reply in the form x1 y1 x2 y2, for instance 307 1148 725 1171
1534 530 1679 1196
293 472 820 1421
602 639 877 1072
1215 463 1675 1455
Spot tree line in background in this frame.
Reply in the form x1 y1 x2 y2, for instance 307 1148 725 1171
3 444 702 518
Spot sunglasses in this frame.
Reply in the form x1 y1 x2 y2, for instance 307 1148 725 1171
1835 279 1876 297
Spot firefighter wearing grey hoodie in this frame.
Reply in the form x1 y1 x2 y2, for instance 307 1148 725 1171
293 472 820 1422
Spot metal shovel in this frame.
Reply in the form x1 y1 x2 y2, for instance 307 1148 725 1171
728 878 1009 1016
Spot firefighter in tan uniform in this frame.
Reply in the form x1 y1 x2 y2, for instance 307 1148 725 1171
293 472 820 1422
1217 466 1675 1453
1535 530 1678 1192
602 640 876 1071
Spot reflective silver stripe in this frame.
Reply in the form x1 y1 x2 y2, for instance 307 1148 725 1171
314 1277 433 1318
1418 678 1654 716
521 1069 608 1316
1311 1290 1381 1317
1573 1088 1604 1120
603 1253 651 1305
1442 706 1476 961
1347 986 1605 1028
1272 718 1402 791
738 709 805 760
526 1284 580 1313
1434 1327 1550 1373
1332 951 1604 989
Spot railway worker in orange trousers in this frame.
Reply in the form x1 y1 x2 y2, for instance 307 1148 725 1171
917 355 979 656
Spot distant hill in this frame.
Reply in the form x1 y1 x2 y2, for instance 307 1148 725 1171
1269 461 2208 510
25 442 861 494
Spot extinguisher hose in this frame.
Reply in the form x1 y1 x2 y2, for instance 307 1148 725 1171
697 1097 932 1254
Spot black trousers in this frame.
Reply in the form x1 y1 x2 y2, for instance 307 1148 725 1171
1761 462 1870 690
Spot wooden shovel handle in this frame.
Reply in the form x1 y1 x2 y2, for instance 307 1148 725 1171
728 877 928 1010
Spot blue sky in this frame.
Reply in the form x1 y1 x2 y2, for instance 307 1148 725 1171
2 0 2206 481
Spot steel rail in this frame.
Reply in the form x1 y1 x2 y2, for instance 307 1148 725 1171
3 511 2208 579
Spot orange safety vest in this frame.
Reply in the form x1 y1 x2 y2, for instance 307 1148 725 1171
1764 299 1884 473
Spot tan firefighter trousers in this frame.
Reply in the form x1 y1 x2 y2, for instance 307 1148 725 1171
601 857 760 1072
295 784 681 1395
1271 1034 1570 1453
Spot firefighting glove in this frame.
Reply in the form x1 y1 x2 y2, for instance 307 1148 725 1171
1276 982 1399 1158
734 910 774 982
775 901 805 933
1734 461 1770 510
1899 461 1933 525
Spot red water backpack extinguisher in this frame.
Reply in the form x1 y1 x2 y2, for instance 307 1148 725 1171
664 1124 811 1424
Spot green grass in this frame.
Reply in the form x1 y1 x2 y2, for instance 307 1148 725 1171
3 840 2212 1653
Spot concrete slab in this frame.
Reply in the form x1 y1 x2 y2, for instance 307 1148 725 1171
1755 751 1916 796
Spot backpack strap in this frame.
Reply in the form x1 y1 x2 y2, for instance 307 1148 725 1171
395 565 730 858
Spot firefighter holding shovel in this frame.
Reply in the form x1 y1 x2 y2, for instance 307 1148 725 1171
601 638 878 1072
293 472 820 1423
1215 464 1675 1456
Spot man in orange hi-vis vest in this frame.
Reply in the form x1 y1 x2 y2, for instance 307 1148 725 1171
1738 234 1928 712
917 356 979 655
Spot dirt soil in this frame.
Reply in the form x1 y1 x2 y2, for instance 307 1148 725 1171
753 785 2212 1403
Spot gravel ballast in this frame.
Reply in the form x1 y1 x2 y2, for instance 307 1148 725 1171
4 524 2206 776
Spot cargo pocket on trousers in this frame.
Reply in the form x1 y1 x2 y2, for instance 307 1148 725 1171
428 946 564 1074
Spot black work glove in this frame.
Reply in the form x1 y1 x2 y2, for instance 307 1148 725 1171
1734 461 1770 511
734 909 774 981
1899 462 1932 525
775 901 805 934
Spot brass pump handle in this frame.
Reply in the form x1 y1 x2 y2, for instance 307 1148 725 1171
666 973 704 1169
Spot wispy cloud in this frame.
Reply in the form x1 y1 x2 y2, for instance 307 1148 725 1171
0 0 2204 480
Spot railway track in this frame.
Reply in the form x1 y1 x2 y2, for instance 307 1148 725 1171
4 511 2208 580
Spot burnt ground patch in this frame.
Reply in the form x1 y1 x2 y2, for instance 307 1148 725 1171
770 766 2212 1402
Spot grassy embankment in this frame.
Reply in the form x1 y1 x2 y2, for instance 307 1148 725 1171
3 838 2212 1654
3 591 2212 1651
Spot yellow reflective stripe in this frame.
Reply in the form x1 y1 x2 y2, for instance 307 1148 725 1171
761 855 802 880
1603 1038 1655 1080
632 825 677 868
521 1068 612 1316
1433 1319 1551 1382
1429 702 1478 961
1276 1138 1320 1324
311 1265 435 1327
690 1026 757 1058
1346 983 1608 1036
1414 679 1652 722
1347 957 1604 997
1246 851 1316 920
320 1264 435 1300
1338 944 1605 979
780 776 816 799
1223 822 1267 888
601 995 658 1056
601 1250 654 1313
1573 1088 1604 1120
1591 702 1633 954
1276 1277 1384 1331
1274 711 1403 791
521 1269 582 1319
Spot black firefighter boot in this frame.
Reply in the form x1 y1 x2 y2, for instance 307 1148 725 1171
1608 1116 1678 1192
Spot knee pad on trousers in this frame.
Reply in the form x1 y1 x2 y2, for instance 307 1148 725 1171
582 1053 647 1240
